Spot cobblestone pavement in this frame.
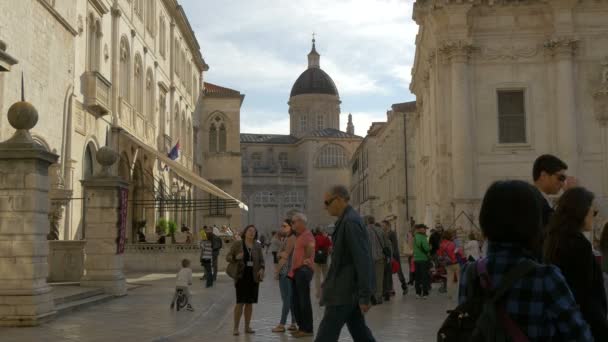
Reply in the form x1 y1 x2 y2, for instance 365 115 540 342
0 261 449 342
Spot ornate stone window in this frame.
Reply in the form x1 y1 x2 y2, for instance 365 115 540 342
181 111 187 156
134 0 143 19
146 68 154 122
278 152 288 168
497 90 526 144
134 54 143 113
145 0 155 35
83 143 95 179
119 37 130 101
87 14 102 71
159 92 166 128
173 104 180 144
315 144 348 168
251 152 263 168
317 115 324 130
159 16 166 58
187 120 192 157
209 116 227 153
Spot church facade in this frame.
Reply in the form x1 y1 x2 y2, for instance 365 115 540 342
240 41 362 234
410 0 608 236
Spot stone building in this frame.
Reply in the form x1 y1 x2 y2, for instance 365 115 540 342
409 0 608 230
240 40 362 234
0 0 243 243
350 101 417 238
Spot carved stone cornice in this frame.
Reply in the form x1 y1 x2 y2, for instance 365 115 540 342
438 40 476 63
544 37 578 60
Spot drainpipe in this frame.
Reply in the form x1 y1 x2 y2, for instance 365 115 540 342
403 111 410 228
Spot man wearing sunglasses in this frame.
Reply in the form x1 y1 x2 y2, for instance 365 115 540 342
532 154 578 257
315 185 375 342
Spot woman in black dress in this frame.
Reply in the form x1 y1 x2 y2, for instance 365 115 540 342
226 224 265 336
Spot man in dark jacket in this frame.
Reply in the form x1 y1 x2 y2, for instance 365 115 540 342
315 185 375 342
210 229 223 281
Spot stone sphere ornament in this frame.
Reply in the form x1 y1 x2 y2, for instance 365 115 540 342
96 145 119 176
7 101 38 131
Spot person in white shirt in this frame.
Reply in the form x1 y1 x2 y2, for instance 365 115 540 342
464 232 481 262
170 259 194 311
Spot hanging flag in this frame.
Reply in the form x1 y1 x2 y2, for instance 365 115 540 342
168 141 180 160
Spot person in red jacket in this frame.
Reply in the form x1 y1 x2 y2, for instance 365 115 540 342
438 230 461 302
313 228 333 299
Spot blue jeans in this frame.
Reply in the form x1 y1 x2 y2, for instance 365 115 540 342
279 273 295 325
315 301 376 342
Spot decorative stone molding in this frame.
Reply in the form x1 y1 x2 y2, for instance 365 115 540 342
438 40 476 63
594 57 608 126
479 44 539 61
544 37 578 59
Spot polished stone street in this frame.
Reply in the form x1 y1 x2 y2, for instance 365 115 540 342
0 260 447 342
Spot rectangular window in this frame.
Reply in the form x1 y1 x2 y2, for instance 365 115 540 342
278 152 288 168
251 152 263 168
317 115 323 130
498 90 526 144
300 116 307 132
208 195 226 216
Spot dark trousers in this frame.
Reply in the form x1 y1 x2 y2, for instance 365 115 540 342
394 256 407 289
201 260 213 287
414 260 431 296
315 301 376 342
383 260 392 297
211 254 219 280
272 251 278 264
292 267 314 333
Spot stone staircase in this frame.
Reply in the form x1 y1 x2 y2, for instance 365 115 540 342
51 283 115 316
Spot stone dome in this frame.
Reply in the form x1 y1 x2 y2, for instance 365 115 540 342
290 67 339 97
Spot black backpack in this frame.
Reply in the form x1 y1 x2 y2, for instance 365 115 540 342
437 259 536 342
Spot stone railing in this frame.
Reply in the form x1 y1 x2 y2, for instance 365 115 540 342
134 111 145 138
119 97 133 128
145 121 155 145
83 71 111 116
124 242 231 273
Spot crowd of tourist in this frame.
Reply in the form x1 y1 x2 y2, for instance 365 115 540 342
168 153 608 341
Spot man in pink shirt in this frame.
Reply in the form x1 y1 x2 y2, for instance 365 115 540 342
289 212 316 338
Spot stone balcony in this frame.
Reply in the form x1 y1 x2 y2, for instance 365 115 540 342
83 71 111 116
119 99 156 146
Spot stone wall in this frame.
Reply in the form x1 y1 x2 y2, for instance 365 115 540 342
124 243 230 273
48 240 85 282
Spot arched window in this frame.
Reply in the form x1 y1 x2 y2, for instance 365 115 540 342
146 68 154 121
119 37 130 101
159 16 166 58
219 124 227 152
83 143 95 179
134 54 143 113
87 15 102 71
209 124 217 152
300 115 307 132
315 144 348 168
173 104 180 145
159 92 166 128
181 111 186 157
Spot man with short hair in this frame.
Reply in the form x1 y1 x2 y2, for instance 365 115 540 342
209 227 223 281
289 213 316 338
315 185 375 342
532 154 571 229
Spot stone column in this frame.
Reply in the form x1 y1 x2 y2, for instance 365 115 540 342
441 40 476 224
0 99 58 326
80 146 128 296
546 38 579 175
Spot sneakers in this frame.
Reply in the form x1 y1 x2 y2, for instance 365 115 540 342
272 325 286 333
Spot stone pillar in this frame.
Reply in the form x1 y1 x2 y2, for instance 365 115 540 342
441 40 475 225
80 146 128 296
0 99 58 326
546 38 579 175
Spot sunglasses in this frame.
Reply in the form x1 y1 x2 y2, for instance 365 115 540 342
594 210 599 217
324 196 337 207
556 174 566 182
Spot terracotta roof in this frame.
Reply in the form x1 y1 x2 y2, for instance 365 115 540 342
240 134 299 144
306 128 361 139
204 82 242 98
391 101 417 113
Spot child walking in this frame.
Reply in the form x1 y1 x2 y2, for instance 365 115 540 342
200 236 214 288
170 259 194 311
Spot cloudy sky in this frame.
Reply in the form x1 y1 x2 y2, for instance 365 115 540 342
181 0 418 137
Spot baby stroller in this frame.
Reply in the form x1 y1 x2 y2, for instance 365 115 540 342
430 256 447 293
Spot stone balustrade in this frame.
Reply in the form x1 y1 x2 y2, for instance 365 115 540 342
124 242 231 273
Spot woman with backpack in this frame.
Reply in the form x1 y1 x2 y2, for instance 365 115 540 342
544 187 608 340
445 180 593 341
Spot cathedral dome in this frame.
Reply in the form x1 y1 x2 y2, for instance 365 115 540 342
289 38 339 98
290 68 339 97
